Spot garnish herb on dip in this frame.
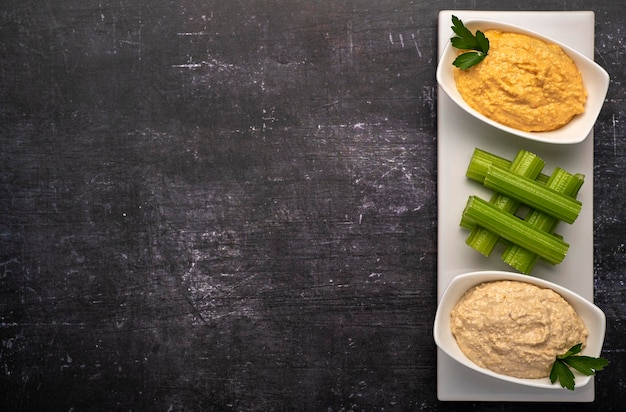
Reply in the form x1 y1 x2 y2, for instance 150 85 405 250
450 15 490 70
452 28 588 132
450 280 588 379
550 343 609 390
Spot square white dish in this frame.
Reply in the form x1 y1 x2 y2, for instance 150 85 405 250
437 10 597 402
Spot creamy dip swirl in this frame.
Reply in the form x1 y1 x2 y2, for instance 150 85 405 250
450 280 588 379
454 30 587 132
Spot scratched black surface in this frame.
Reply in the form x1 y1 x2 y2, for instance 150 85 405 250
1 0 625 410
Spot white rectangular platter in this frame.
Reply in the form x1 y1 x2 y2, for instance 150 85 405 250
437 10 596 402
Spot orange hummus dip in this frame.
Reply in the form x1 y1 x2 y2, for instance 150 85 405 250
454 30 587 132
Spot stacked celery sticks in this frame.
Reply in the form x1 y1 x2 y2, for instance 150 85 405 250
460 148 585 275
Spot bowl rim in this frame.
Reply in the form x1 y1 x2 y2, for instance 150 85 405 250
433 270 607 390
436 18 610 145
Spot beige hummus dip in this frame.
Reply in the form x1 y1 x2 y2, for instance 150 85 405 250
450 280 588 379
454 30 587 132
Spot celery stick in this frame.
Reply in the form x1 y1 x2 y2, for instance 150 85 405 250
502 170 585 274
464 150 545 256
466 148 550 185
466 148 513 184
462 196 569 265
483 165 582 224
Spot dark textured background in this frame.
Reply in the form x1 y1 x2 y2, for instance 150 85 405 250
1 0 624 410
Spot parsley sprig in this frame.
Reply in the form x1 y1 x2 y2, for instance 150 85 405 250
450 15 490 70
549 343 609 390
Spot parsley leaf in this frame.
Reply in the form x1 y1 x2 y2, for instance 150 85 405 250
450 15 490 70
564 356 610 376
549 343 610 390
550 358 576 391
451 52 485 71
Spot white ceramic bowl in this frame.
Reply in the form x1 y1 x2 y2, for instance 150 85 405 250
436 19 610 145
433 270 606 389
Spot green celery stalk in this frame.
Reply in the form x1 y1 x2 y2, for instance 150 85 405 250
466 148 550 185
464 150 545 256
462 196 569 265
502 170 585 274
483 165 582 224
